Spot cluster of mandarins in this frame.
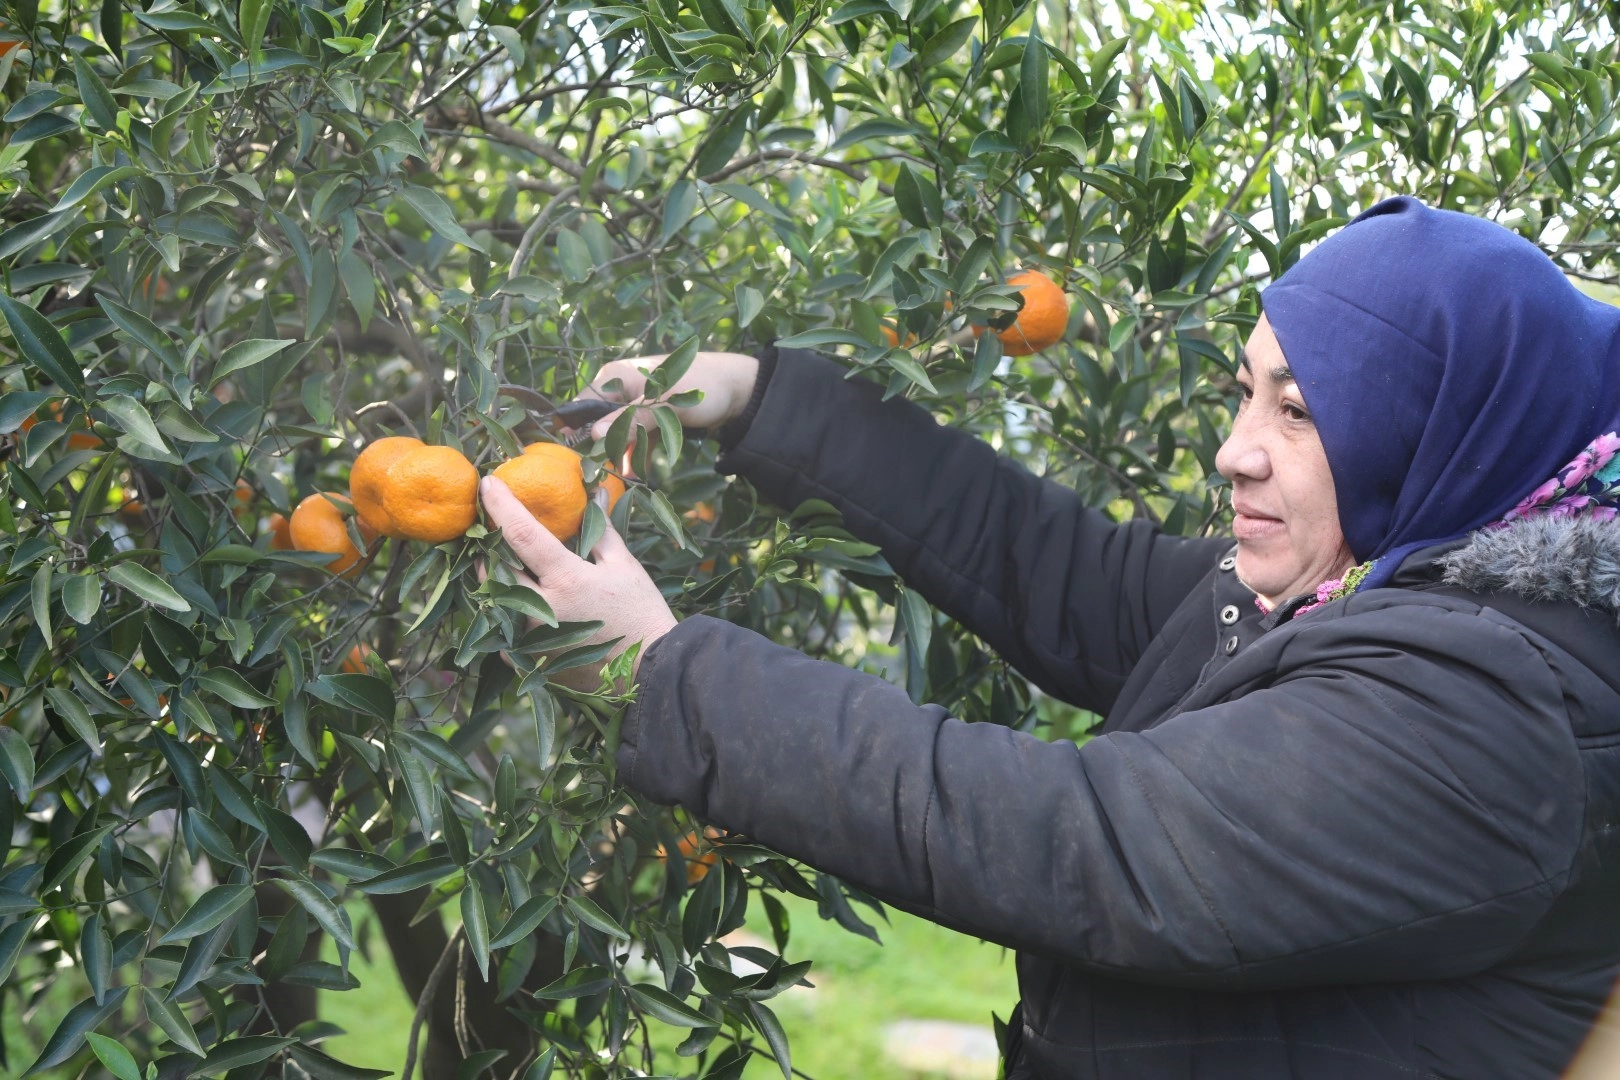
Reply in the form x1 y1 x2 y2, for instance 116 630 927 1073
268 437 626 577
880 268 1071 356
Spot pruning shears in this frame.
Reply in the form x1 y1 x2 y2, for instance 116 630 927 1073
499 384 621 447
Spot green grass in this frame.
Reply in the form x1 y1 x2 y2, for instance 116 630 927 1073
318 894 1017 1079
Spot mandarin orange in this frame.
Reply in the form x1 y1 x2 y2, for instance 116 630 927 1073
971 269 1070 356
382 444 478 543
350 435 425 536
497 444 588 541
289 492 372 575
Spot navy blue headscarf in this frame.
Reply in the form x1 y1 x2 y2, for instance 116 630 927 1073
1261 195 1620 592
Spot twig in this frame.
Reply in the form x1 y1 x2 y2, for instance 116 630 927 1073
401 926 465 1080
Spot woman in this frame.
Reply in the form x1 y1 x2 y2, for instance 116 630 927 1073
479 196 1620 1078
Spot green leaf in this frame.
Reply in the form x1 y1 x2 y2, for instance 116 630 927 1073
0 919 32 983
85 1033 141 1080
239 0 273 53
661 180 698 241
628 983 713 1027
81 911 112 1003
134 10 220 33
30 561 51 650
968 130 1019 156
773 328 873 349
51 165 142 212
555 228 592 283
523 1048 556 1080
490 895 559 949
351 856 457 895
160 883 255 944
210 338 295 388
882 349 937 393
41 825 114 892
99 396 171 456
196 668 277 709
106 563 191 612
74 57 118 131
694 109 750 176
488 579 557 626
1090 35 1129 80
920 15 976 67
62 574 100 624
98 297 183 371
143 988 204 1056
892 163 930 230
462 876 491 981
749 1000 792 1079
286 1044 395 1079
397 729 477 781
198 1036 296 1075
22 987 128 1076
364 120 427 160
0 727 35 800
830 118 920 150
308 672 395 721
262 805 314 868
199 544 265 564
0 887 38 915
44 688 98 751
531 965 613 1000
564 894 630 940
0 294 85 396
275 874 355 952
398 185 486 252
0 390 56 434
736 284 764 328
1020 31 1050 138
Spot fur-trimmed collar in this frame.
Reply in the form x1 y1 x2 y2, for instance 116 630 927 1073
1440 515 1620 621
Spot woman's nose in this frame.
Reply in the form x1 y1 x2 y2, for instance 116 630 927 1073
1215 416 1271 483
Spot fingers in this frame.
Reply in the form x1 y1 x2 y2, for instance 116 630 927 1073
589 402 662 444
590 358 656 403
481 476 582 583
589 404 629 442
590 499 633 565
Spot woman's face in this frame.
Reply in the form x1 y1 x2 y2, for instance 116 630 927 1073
1214 314 1357 607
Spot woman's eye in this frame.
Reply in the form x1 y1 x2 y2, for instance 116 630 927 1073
1283 402 1311 421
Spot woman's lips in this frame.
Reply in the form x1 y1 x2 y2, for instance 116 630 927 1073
1233 510 1284 540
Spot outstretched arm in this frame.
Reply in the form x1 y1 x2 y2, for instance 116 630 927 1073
620 606 1579 989
586 346 1228 712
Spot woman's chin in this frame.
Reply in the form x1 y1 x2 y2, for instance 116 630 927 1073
1234 550 1301 603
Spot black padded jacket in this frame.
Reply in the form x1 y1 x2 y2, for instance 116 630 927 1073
617 349 1620 1079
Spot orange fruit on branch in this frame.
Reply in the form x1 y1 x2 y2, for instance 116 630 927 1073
879 323 917 348
523 441 628 513
341 643 375 674
350 435 425 537
289 492 372 575
496 444 590 542
381 444 479 543
266 512 294 551
971 269 1069 356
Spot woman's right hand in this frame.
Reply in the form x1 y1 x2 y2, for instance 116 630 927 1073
580 351 760 442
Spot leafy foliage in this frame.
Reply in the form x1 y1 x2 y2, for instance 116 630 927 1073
0 0 1617 1076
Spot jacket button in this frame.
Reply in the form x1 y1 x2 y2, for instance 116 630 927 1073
1224 636 1240 655
1219 604 1240 625
1219 555 1236 571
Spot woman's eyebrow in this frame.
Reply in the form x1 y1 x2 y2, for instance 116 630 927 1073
1239 350 1294 382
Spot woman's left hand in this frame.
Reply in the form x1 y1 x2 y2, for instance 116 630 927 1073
480 476 677 684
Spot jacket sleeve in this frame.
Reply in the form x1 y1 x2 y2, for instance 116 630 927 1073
619 606 1584 990
716 349 1229 714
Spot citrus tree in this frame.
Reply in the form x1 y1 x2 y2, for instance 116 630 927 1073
1 0 1618 1076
